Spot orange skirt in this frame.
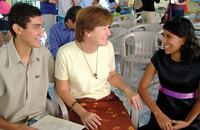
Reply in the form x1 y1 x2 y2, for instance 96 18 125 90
60 91 135 130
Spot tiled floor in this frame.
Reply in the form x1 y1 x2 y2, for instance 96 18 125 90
114 56 159 127
48 55 160 128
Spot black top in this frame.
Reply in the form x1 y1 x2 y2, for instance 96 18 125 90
152 50 200 93
145 50 200 129
142 0 160 11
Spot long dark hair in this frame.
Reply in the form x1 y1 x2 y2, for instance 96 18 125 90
163 17 200 64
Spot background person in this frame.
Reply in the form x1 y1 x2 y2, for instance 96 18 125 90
138 17 200 130
49 6 82 59
133 0 143 15
55 6 142 130
112 6 121 17
167 0 189 20
0 3 55 129
120 0 131 14
92 0 100 6
78 0 93 8
141 0 160 23
39 0 57 47
104 0 120 13
57 0 78 22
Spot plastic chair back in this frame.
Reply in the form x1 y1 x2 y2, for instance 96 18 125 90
128 23 163 33
110 20 136 30
115 14 137 21
121 31 163 78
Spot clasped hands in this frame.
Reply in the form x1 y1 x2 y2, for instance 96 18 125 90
155 111 190 130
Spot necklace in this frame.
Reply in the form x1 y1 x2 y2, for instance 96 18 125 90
80 43 98 79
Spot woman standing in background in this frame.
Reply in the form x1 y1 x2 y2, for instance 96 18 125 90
167 0 189 20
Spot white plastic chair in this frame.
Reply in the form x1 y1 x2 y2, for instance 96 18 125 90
193 22 200 39
46 98 58 117
108 27 127 41
53 83 139 130
115 13 137 21
108 27 128 56
113 17 121 22
155 7 166 23
121 31 163 79
125 23 163 58
110 20 136 31
128 23 163 33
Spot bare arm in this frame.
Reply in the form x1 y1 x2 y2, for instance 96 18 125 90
176 0 189 6
39 0 47 2
138 62 173 130
107 70 143 110
109 0 121 9
126 0 129 6
56 78 102 130
73 0 78 5
49 0 57 4
172 81 200 129
0 118 37 130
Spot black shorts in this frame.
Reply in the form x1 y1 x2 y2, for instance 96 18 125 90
0 16 9 31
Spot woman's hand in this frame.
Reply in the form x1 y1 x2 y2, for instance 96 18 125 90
154 111 173 130
80 111 102 130
124 87 143 110
175 1 180 5
171 120 190 130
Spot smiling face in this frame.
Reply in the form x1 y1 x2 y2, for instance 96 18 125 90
87 25 111 47
162 29 186 61
18 16 44 48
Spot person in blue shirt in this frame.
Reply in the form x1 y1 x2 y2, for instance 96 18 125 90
120 0 131 14
103 0 119 13
49 6 82 59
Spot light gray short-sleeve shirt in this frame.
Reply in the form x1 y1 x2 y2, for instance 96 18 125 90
0 39 55 124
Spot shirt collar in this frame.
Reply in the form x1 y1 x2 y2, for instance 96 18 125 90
60 19 67 30
30 47 40 64
7 39 40 68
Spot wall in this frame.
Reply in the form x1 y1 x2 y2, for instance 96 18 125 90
6 0 11 5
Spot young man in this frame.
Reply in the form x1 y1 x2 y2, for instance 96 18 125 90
49 6 82 59
0 2 55 129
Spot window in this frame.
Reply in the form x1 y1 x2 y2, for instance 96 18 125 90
11 0 40 8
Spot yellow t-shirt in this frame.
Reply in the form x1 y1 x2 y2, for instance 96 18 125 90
55 41 115 99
